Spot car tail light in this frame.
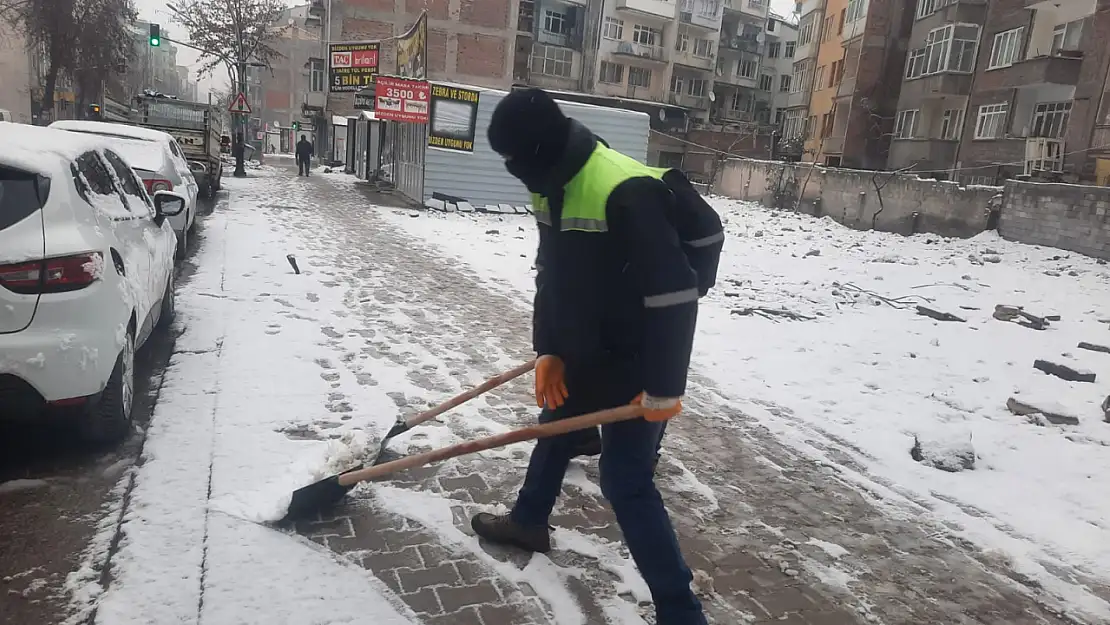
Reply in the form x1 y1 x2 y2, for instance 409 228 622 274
0 252 104 294
142 178 173 193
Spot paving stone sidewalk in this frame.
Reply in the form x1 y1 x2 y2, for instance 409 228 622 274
274 167 1091 625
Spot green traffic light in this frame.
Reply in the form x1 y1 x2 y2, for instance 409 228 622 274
150 37 160 46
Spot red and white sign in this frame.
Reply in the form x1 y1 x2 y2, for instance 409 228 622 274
374 76 430 124
331 48 378 69
228 92 251 114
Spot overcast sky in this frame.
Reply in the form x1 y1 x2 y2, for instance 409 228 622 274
133 0 799 99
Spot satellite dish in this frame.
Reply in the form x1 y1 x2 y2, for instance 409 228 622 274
708 91 716 102
658 108 666 121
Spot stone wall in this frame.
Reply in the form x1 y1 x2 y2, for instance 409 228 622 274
715 158 1002 238
999 181 1110 260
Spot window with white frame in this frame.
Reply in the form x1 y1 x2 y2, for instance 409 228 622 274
694 38 713 57
532 44 573 77
748 0 763 7
309 59 325 92
799 16 815 45
1051 20 1083 54
629 66 652 87
688 77 707 97
759 74 773 90
974 102 1008 139
906 24 979 78
543 10 567 34
675 33 689 52
814 65 824 90
603 17 624 40
730 90 745 111
779 74 791 91
941 108 963 140
783 109 805 138
669 74 684 93
847 0 867 22
599 60 624 83
1030 101 1071 139
791 59 812 92
738 58 757 78
916 0 945 19
633 25 661 46
894 109 919 139
988 27 1024 69
767 41 781 58
905 48 925 78
785 41 796 57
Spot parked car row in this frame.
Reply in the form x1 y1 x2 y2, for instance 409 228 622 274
0 121 191 444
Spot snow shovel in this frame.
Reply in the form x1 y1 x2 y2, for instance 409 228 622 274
372 359 537 461
282 403 646 522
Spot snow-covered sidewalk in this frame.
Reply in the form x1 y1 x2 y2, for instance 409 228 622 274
382 193 1110 620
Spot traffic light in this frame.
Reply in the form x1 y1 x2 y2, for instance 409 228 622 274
291 121 299 131
149 23 161 47
87 103 101 120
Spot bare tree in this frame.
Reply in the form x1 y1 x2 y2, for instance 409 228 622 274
167 0 285 89
1 0 135 121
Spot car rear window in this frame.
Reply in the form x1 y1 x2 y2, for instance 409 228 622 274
0 166 48 232
99 138 166 172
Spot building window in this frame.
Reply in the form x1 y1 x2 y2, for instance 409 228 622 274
730 90 745 111
823 16 834 41
1051 20 1083 54
906 24 979 79
791 59 812 93
814 65 825 90
799 16 815 45
847 0 866 22
894 109 919 139
915 0 946 19
748 0 763 7
599 60 624 84
974 102 1008 139
532 44 573 77
675 33 689 52
1031 101 1071 139
669 74 683 93
543 10 567 34
988 27 1024 69
688 77 707 97
633 25 661 46
603 17 624 40
759 74 773 90
738 58 757 78
838 9 845 34
807 115 817 139
779 74 791 91
628 66 652 87
767 41 780 58
309 59 325 92
783 109 805 138
693 38 713 57
829 60 841 87
941 108 963 140
784 41 795 57
767 19 776 32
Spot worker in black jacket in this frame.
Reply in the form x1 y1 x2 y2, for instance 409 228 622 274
471 88 707 625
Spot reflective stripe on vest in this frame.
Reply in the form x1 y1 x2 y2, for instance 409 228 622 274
531 144 664 233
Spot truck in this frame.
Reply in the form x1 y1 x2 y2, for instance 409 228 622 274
131 93 224 198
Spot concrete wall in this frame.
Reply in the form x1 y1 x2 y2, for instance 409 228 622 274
716 157 1000 238
999 181 1110 259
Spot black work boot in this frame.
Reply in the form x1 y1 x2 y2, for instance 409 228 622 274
471 513 551 553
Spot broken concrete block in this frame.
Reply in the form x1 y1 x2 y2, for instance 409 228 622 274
1033 359 1096 383
1007 397 1081 425
910 435 976 472
424 198 445 212
456 201 475 213
1078 342 1110 354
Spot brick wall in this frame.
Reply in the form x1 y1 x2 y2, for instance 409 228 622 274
716 158 999 237
999 181 1110 259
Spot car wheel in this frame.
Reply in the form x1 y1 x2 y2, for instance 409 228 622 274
176 223 188 262
79 328 135 445
157 271 175 329
213 173 222 191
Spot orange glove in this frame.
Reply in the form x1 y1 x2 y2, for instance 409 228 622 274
632 393 682 422
535 355 568 409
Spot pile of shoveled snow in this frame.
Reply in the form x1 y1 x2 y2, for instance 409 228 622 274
382 196 1110 619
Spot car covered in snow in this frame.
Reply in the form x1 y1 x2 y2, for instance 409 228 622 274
0 123 185 443
48 120 200 261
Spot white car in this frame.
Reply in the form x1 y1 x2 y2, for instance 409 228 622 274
0 123 185 443
49 120 200 260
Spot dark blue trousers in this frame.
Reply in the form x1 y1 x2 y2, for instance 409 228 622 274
510 371 706 625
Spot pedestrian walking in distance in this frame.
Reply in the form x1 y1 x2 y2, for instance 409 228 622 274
472 87 724 625
296 134 314 176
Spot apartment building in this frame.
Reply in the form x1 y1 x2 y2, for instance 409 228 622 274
955 0 1110 185
886 0 987 175
764 13 799 127
783 0 822 146
257 4 325 151
0 21 32 124
712 0 770 123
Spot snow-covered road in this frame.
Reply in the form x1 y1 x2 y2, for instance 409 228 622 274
69 163 1109 625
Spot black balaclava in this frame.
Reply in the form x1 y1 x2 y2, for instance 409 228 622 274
487 88 571 194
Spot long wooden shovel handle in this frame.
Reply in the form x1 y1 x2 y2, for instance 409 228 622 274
339 404 646 486
402 359 537 430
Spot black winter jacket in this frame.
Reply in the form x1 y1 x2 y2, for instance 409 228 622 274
532 121 698 400
296 140 314 160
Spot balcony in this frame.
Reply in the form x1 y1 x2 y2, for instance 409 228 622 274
1024 137 1064 175
784 90 809 108
308 0 324 16
537 29 582 50
303 91 325 111
899 72 973 100
669 92 710 109
615 0 676 21
680 11 718 30
673 50 715 71
716 68 758 88
821 135 845 154
625 85 661 101
977 53 1083 92
723 0 767 18
835 73 855 98
718 35 761 54
612 41 667 63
